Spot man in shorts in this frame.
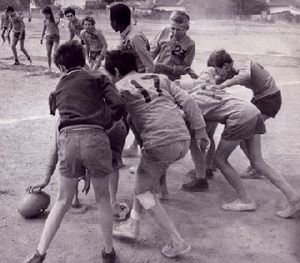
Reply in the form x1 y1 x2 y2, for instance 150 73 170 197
64 7 83 41
105 50 209 258
6 6 31 65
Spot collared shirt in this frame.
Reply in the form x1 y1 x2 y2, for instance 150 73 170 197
119 25 154 73
116 72 206 148
151 27 195 80
222 60 279 100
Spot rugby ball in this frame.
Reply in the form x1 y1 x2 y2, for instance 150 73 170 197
18 191 51 218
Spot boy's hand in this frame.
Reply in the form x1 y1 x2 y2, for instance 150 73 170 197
40 38 43 45
184 67 198 79
81 176 90 195
26 180 49 193
196 137 210 152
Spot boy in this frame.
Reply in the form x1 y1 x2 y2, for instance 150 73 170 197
80 16 107 71
105 50 209 258
64 7 83 41
6 6 31 65
151 10 196 81
1 9 11 44
110 3 155 158
208 49 282 178
180 68 300 218
25 40 124 263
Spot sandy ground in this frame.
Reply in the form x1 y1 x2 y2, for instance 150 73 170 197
0 16 300 263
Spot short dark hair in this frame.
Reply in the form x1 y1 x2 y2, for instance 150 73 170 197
110 3 131 25
82 15 95 26
64 7 75 16
207 49 233 68
6 6 14 13
54 40 85 70
105 50 137 77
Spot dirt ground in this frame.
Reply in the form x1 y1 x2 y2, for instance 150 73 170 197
0 16 300 263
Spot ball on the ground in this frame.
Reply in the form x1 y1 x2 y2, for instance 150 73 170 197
17 191 50 219
129 166 136 174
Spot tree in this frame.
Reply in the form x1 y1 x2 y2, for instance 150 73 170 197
0 0 30 10
232 0 268 15
32 0 55 9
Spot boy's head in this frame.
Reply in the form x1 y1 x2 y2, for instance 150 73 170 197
105 50 137 83
54 40 86 72
207 49 235 81
6 6 15 16
83 16 95 31
64 7 76 22
170 10 190 40
42 6 54 20
110 3 131 32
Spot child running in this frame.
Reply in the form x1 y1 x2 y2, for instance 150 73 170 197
25 40 125 263
80 16 107 71
179 67 300 218
41 6 60 74
6 6 31 65
64 7 83 41
105 50 209 258
1 9 11 44
208 49 282 179
151 10 196 81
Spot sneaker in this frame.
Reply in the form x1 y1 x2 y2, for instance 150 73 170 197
240 167 263 179
185 169 196 179
181 178 209 192
161 241 191 258
14 60 20 65
102 248 116 263
122 148 138 158
206 169 214 180
222 199 257 211
24 251 46 263
113 219 139 240
113 202 130 221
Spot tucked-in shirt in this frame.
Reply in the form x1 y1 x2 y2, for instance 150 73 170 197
151 27 195 80
120 25 154 73
222 60 279 101
68 18 83 39
44 18 59 36
54 69 125 131
80 28 106 51
184 68 260 126
116 72 206 148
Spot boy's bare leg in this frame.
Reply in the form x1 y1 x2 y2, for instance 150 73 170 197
109 168 119 206
91 175 114 253
11 37 19 62
215 139 253 203
37 176 78 254
20 38 31 62
71 183 81 208
245 135 300 218
46 44 52 72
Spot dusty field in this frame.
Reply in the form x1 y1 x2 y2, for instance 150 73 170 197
0 16 300 263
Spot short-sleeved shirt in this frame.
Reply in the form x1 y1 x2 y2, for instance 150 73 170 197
120 25 154 73
116 72 206 148
222 60 279 101
10 14 24 33
44 18 59 36
151 27 195 80
68 18 83 39
80 28 106 51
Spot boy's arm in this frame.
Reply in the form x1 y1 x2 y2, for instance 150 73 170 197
167 80 207 139
131 35 154 73
41 23 46 43
150 30 163 60
69 22 75 40
95 30 107 62
218 64 250 89
19 18 25 35
99 76 125 121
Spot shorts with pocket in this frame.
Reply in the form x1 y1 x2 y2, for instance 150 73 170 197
135 140 190 195
58 127 112 178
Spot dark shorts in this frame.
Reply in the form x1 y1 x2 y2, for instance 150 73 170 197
46 34 60 48
135 140 190 195
58 127 113 179
251 91 282 118
107 120 127 168
222 114 266 141
13 31 25 40
89 50 102 61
